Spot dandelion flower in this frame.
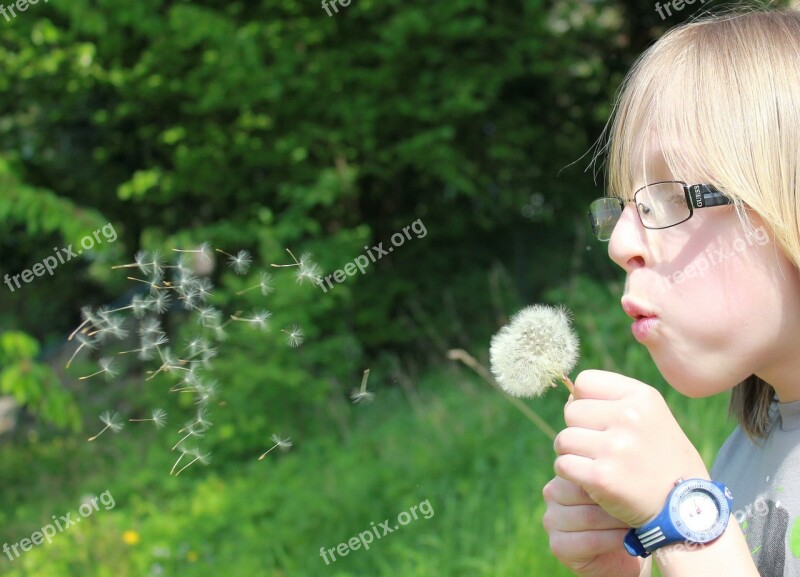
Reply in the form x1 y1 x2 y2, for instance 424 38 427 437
489 305 578 397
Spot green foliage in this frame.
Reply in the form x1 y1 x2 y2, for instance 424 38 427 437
0 331 80 431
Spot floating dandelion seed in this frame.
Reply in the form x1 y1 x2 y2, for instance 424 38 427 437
112 250 158 276
88 411 124 441
216 249 252 275
68 306 97 341
489 304 578 397
258 434 293 460
129 408 168 429
171 423 205 451
295 258 322 286
230 310 271 331
79 357 118 381
172 242 213 264
281 325 304 348
350 369 374 405
66 333 97 368
271 248 302 269
236 271 274 296
173 448 212 476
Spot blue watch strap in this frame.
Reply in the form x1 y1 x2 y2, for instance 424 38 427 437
623 479 733 558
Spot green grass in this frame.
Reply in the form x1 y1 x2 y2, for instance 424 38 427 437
0 361 735 576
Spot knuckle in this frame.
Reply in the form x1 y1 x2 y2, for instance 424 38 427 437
542 509 554 531
542 480 553 501
553 431 566 454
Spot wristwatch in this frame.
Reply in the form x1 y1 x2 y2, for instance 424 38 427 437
624 478 734 558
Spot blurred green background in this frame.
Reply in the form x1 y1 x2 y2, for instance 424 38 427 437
0 1 786 576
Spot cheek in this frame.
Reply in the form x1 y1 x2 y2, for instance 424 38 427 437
649 241 787 393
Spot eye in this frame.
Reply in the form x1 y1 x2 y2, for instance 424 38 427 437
637 202 651 216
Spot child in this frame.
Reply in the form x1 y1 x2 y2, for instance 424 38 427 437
542 8 800 577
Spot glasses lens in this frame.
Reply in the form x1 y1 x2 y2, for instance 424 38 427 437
589 198 623 240
635 182 690 229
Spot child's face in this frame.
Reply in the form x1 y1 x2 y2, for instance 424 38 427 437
607 148 800 399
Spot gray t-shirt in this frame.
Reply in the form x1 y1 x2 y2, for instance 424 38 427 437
711 398 800 577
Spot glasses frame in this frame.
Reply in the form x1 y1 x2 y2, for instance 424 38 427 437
588 181 733 241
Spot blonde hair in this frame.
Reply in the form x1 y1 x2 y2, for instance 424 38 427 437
598 7 800 438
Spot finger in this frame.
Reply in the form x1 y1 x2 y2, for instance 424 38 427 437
564 399 615 430
574 369 641 401
554 427 605 459
542 476 595 506
554 453 594 489
545 502 629 532
548 528 630 560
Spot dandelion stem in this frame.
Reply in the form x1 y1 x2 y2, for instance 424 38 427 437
66 343 88 369
170 453 186 475
360 369 370 393
172 432 193 451
68 319 92 342
87 425 111 442
174 456 201 476
270 248 300 268
258 446 278 460
79 369 106 380
447 348 557 440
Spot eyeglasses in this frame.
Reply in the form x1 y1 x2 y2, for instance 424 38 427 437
588 181 733 241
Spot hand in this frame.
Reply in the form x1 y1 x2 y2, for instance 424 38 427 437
542 476 645 577
553 370 709 528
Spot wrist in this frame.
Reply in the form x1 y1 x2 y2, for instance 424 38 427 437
625 477 732 558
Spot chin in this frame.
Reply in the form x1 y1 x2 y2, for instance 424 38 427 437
653 359 728 398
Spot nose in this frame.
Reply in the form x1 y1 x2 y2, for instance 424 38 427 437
608 203 647 272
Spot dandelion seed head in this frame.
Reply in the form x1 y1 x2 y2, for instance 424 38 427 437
151 408 167 428
251 310 271 331
134 250 151 275
99 357 118 378
152 292 172 314
139 317 164 337
270 434 292 451
259 272 274 295
351 390 375 405
489 305 579 398
99 411 124 433
227 250 252 275
282 325 304 348
76 333 98 349
295 260 322 286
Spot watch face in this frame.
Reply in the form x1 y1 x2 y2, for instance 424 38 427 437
678 490 719 532
669 479 732 544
